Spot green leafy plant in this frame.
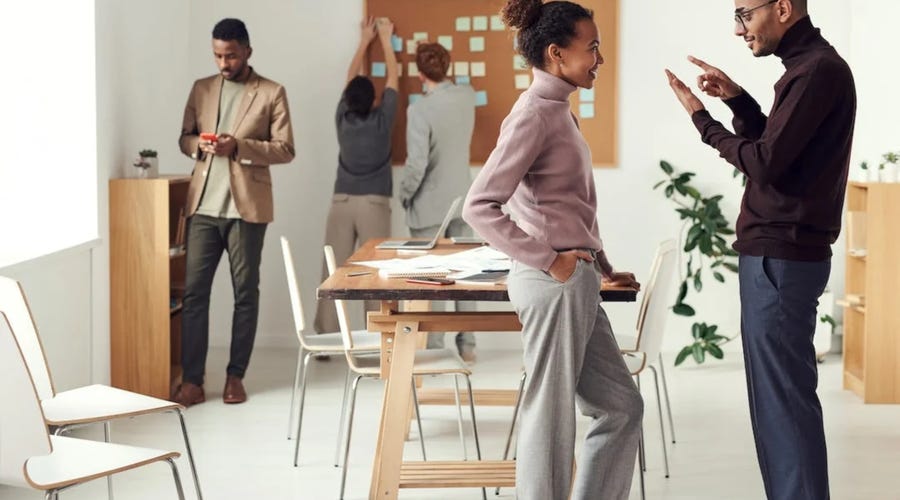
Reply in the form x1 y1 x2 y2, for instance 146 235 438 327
138 149 158 158
654 160 740 365
819 313 836 331
879 151 899 171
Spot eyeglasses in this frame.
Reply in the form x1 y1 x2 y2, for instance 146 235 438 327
734 0 777 31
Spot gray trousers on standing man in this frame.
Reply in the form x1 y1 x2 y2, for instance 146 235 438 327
507 256 643 500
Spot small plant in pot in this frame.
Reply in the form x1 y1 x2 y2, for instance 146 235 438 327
133 149 159 178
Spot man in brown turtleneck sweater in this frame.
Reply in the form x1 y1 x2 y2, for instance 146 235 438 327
666 1 856 499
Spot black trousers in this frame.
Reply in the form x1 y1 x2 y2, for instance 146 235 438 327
738 255 831 500
181 214 267 385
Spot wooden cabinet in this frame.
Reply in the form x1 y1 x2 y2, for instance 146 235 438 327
109 176 189 400
842 182 900 403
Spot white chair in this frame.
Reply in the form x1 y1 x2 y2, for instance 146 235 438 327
0 276 202 500
0 312 187 500
621 239 679 483
324 245 485 500
280 236 383 467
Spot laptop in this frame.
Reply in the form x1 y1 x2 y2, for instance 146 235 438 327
376 197 462 250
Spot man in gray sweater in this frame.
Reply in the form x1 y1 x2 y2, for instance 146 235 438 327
399 42 477 361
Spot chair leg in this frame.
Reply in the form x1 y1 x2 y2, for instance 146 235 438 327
293 351 314 467
104 421 114 500
339 375 364 500
657 352 676 443
496 371 526 496
453 374 468 460
636 374 646 472
334 367 352 467
165 457 187 500
175 409 203 500
649 365 670 478
463 375 487 500
637 436 646 500
287 347 304 440
411 379 427 461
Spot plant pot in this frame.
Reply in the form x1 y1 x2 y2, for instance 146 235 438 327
140 156 159 178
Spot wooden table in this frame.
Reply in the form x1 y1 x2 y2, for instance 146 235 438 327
318 239 637 499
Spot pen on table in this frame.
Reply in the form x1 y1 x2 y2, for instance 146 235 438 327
346 271 371 277
481 269 508 273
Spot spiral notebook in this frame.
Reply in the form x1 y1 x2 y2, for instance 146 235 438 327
378 268 451 279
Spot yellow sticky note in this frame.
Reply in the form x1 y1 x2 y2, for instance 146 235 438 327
472 16 488 31
454 62 469 76
469 36 485 52
471 62 486 77
456 17 471 31
413 32 428 41
406 40 417 55
513 55 527 70
490 15 505 31
408 62 419 77
438 36 453 51
514 74 530 89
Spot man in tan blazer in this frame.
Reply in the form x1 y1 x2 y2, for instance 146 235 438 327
172 18 294 407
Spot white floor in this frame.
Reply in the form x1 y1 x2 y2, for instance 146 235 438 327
2 345 899 500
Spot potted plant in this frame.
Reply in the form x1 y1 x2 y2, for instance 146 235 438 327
133 149 158 178
878 151 899 182
858 161 870 182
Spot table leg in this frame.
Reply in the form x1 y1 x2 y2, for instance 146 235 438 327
369 319 420 500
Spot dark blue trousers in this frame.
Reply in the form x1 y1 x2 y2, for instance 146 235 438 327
738 255 831 500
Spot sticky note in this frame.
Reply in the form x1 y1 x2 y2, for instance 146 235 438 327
413 32 428 41
438 35 453 51
409 93 423 105
371 62 386 77
391 35 403 52
470 62 486 77
490 15 505 31
454 61 469 76
514 74 530 89
407 40 417 54
408 62 419 77
446 65 453 77
579 88 595 102
475 90 488 107
472 16 488 31
455 75 471 85
579 103 595 119
513 55 527 70
469 36 485 52
456 17 471 31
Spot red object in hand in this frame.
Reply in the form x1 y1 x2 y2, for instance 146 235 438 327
200 132 218 143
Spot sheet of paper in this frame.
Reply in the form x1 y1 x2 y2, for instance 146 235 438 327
514 74 530 89
455 17 471 31
579 87 595 102
475 90 488 107
490 15 505 31
437 35 453 51
470 62 486 77
472 16 488 31
579 103 595 119
454 61 469 76
371 62 386 77
469 36 485 52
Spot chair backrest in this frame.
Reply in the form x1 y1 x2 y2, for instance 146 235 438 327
280 237 310 348
0 276 56 401
634 239 679 361
0 312 53 489
323 245 369 373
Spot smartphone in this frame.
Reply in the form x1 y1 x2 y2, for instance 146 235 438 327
406 277 455 285
200 132 218 143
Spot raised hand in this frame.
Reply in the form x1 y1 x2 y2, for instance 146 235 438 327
665 69 706 115
360 16 377 45
376 17 394 41
688 55 742 99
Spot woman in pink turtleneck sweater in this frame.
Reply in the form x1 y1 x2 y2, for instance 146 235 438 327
462 2 642 499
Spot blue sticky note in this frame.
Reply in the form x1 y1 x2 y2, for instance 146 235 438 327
371 62 386 77
579 87 595 102
455 75 471 85
391 35 403 52
475 90 488 107
578 103 595 119
409 93 423 104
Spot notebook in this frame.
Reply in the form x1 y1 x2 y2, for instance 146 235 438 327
378 268 451 279
450 270 508 286
376 197 463 250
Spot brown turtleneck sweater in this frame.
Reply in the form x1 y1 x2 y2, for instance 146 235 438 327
691 16 856 261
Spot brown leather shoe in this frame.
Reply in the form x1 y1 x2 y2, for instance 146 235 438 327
223 375 247 404
171 382 205 408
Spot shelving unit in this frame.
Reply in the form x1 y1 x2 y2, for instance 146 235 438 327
842 181 900 403
110 175 190 400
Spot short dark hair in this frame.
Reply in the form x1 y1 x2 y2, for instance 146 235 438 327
415 43 451 82
343 76 375 117
212 18 250 47
502 0 593 70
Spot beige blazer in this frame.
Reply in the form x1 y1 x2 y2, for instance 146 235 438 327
179 69 295 223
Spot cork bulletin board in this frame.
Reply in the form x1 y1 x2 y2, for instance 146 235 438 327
365 0 619 167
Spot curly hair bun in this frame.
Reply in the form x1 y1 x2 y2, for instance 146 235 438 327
501 0 542 30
